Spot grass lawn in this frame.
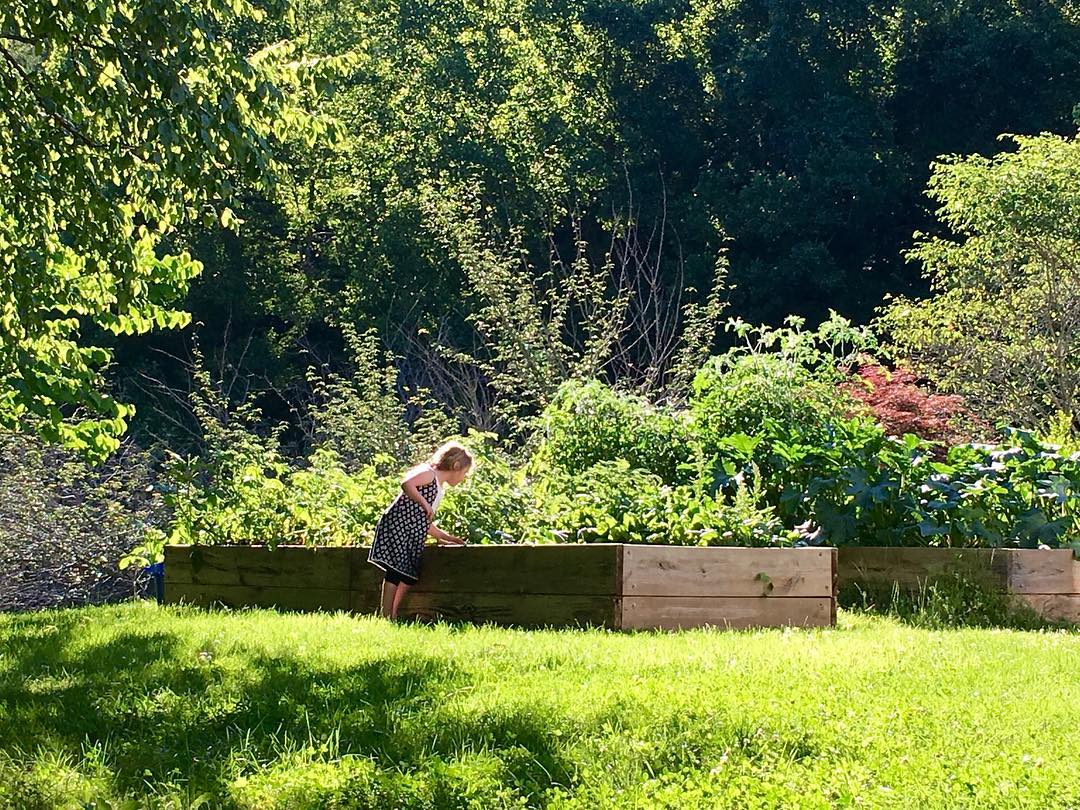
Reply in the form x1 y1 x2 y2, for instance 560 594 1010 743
0 603 1077 809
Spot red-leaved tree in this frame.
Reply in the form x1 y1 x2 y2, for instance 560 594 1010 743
841 361 983 448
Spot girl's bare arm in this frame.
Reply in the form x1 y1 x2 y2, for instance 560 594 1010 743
428 523 466 545
401 469 436 520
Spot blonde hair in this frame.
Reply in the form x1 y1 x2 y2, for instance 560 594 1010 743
427 441 474 473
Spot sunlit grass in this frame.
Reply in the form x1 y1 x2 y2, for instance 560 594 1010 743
0 603 1077 808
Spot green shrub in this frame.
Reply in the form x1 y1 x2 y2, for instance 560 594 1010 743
441 453 794 548
690 313 874 452
757 416 931 546
533 461 793 547
125 448 399 567
439 436 537 545
745 419 1080 550
682 326 929 546
534 380 692 483
124 357 404 566
916 430 1080 549
690 354 846 456
285 449 401 546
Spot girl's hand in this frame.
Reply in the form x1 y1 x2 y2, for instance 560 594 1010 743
423 505 435 523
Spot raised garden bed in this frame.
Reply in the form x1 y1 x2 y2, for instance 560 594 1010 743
837 547 1080 622
163 544 837 630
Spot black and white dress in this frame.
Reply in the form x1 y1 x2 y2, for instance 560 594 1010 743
368 466 443 585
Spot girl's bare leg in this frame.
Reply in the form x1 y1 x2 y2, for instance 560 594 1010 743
380 581 396 618
390 582 411 619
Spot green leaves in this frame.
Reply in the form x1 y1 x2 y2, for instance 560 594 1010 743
535 380 693 484
881 132 1080 429
0 0 347 460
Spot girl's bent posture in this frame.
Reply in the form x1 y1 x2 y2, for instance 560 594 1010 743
368 442 472 619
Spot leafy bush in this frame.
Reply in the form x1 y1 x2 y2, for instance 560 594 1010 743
691 354 835 445
917 430 1080 549
127 447 399 567
538 461 793 547
722 418 1080 550
750 417 931 546
141 315 1079 556
124 366 400 567
681 320 922 546
443 457 793 548
534 380 692 483
0 432 165 611
879 132 1080 429
690 315 871 455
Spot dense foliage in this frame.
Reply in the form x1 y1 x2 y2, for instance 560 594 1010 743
109 0 1080 446
534 381 692 483
3 0 1079 593
0 0 348 458
880 131 1080 429
119 317 1078 570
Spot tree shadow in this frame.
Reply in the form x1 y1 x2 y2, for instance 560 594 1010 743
1 608 843 805
0 610 579 801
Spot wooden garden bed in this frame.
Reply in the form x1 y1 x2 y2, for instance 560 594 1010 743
837 547 1080 622
164 544 837 630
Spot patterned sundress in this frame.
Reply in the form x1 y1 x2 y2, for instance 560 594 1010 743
368 466 443 585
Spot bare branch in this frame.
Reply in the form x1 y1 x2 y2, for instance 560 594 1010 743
0 32 39 45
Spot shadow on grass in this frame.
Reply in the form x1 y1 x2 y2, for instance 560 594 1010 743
0 608 579 802
838 574 1077 631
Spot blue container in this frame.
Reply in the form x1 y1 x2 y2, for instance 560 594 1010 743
144 562 165 603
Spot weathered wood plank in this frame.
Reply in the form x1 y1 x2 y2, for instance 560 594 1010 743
621 546 834 598
392 592 618 628
614 543 625 629
830 547 838 626
1015 594 1080 623
1006 550 1080 594
408 544 620 595
162 544 842 630
350 553 385 604
349 585 383 615
165 545 356 590
166 582 350 612
836 547 1009 591
620 596 834 631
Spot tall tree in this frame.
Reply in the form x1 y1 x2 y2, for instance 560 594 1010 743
0 0 341 457
880 129 1080 428
114 0 1080 445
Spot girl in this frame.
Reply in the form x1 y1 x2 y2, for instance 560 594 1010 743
368 441 472 619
